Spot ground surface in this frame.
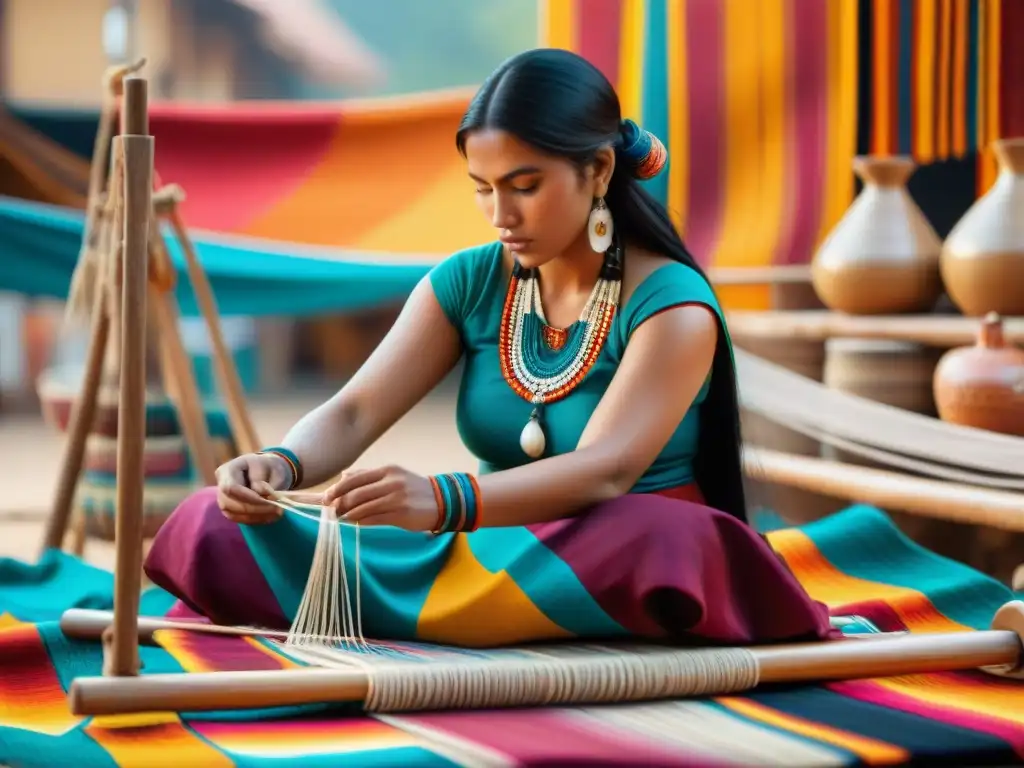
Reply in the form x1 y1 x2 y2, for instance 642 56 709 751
0 381 474 571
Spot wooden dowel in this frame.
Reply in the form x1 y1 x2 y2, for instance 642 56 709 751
60 608 289 645
707 264 812 286
754 627 1019 683
70 667 369 716
107 75 152 679
744 448 1024 531
66 620 1022 717
40 279 110 553
166 210 261 454
147 274 219 485
727 309 1024 347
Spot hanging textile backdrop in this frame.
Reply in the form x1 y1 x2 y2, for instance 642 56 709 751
540 0 1024 309
1 0 1023 314
0 195 431 318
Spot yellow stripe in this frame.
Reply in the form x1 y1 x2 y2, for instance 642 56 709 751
757 0 787 277
872 673 1024 727
820 0 860 245
618 0 646 121
713 0 767 310
666 0 688 234
914 0 937 162
979 0 1001 193
767 528 968 633
934 0 953 158
539 0 576 49
718 698 910 765
951 0 969 156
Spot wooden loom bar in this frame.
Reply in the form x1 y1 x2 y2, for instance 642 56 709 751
106 75 153 678
744 448 1024 531
727 309 1024 347
65 608 1023 716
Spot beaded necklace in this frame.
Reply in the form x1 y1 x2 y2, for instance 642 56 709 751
498 237 623 458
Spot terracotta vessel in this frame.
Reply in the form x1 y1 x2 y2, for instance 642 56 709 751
933 312 1024 435
811 156 943 315
941 138 1024 316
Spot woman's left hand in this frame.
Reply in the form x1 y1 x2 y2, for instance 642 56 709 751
322 465 438 531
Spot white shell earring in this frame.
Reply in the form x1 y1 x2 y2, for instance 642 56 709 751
588 197 614 253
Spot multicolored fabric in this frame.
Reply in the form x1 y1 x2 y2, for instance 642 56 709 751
1 504 1022 766
144 486 835 647
542 0 1024 308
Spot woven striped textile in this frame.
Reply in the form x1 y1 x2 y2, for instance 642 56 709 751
1 504 1021 766
541 0 1024 307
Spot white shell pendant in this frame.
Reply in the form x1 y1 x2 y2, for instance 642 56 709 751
520 413 546 459
588 201 614 253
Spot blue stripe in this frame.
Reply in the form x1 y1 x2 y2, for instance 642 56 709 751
640 0 670 204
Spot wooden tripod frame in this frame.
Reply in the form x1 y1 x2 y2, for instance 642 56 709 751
40 68 260 558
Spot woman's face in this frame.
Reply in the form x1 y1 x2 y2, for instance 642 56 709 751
463 128 613 269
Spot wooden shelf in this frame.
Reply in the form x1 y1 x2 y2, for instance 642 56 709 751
726 310 1024 348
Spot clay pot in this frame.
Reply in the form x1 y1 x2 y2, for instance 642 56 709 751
941 138 1024 316
933 312 1024 435
811 156 943 315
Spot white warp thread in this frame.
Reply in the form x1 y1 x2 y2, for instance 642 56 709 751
263 496 376 652
280 641 761 712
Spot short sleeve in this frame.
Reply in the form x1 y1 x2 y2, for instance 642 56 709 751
428 243 501 331
622 262 726 341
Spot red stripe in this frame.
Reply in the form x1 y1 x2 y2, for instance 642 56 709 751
778 0 828 265
999 0 1024 137
683 0 726 264
147 110 339 233
578 0 623 87
829 675 1024 756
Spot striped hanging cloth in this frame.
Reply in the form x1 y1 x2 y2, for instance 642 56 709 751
540 0 1024 309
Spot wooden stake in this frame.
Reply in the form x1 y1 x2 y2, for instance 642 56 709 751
40 272 111 553
155 190 260 455
106 75 152 678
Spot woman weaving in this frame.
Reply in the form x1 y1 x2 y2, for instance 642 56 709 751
146 49 834 648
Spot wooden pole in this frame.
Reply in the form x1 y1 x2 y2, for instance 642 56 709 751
105 75 152 678
40 272 112 553
64 601 1024 716
744 448 1024 532
161 201 261 455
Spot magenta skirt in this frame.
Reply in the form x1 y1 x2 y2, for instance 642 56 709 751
144 484 836 647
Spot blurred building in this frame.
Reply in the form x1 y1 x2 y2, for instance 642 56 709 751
0 0 383 105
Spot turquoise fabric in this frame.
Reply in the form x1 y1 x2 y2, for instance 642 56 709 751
0 196 428 317
428 241 729 492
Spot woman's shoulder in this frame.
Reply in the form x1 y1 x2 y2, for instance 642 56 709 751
619 250 722 336
428 241 505 327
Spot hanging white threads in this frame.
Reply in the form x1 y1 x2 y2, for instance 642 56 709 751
262 495 373 653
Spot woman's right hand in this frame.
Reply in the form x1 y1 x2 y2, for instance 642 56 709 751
215 452 294 525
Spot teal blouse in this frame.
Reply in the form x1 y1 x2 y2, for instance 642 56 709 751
429 241 728 493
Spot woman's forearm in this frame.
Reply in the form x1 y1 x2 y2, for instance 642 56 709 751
277 395 371 488
474 446 630 527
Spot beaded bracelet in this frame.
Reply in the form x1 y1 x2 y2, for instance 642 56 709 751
429 472 483 534
257 446 303 491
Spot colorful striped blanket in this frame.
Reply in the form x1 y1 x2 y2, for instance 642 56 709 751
1 504 1022 767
